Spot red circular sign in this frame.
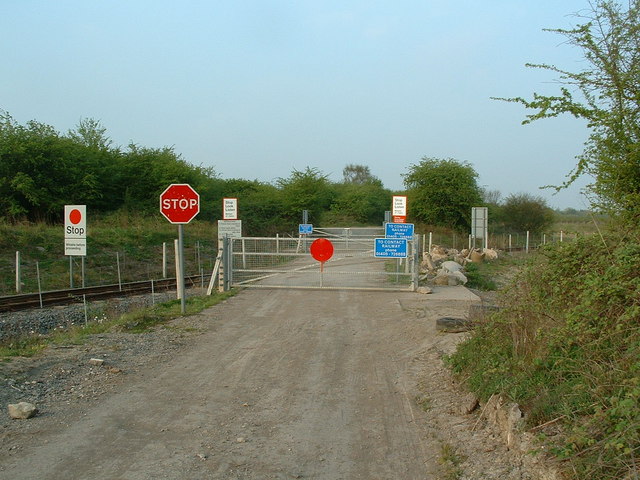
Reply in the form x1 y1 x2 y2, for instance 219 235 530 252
69 209 82 224
310 238 334 263
160 184 200 224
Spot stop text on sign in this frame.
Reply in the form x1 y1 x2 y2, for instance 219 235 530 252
161 198 199 210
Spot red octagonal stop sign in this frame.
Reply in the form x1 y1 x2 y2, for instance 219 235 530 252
160 184 200 224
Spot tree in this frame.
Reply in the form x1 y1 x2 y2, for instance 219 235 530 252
329 182 391 225
495 1 640 224
0 112 102 221
342 164 381 185
500 193 555 233
67 118 112 150
403 157 482 231
276 167 335 225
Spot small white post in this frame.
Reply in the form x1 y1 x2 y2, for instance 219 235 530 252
543 233 547 245
526 231 530 253
116 252 122 291
162 242 167 278
83 294 88 326
36 261 43 308
276 234 280 254
15 251 21 293
508 234 512 251
428 232 432 253
560 230 564 242
242 238 247 269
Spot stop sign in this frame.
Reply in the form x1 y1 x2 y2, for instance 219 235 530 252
310 238 334 263
160 184 200 224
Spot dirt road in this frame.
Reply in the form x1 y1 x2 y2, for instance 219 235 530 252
0 287 530 479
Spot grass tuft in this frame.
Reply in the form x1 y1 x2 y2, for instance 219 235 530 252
0 290 236 360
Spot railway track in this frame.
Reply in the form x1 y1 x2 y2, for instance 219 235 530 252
0 275 206 313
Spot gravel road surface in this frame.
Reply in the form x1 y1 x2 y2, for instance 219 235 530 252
1 286 534 479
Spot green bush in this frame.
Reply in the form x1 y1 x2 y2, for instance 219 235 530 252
448 231 640 479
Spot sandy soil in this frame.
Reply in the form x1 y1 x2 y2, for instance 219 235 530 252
0 286 534 480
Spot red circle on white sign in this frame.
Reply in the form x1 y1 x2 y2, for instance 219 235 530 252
69 209 82 224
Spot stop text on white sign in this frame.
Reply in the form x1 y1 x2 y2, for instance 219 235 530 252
223 197 238 220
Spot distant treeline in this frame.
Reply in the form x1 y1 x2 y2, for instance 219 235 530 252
0 112 392 235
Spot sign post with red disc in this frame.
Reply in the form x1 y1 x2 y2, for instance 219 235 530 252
160 184 200 313
310 238 334 287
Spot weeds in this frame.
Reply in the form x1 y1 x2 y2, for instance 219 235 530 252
438 442 466 480
0 290 236 360
448 231 640 479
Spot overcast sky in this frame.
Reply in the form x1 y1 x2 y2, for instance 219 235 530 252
2 0 595 209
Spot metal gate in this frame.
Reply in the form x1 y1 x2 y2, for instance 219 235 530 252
220 227 419 291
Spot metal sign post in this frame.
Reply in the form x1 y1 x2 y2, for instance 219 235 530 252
471 207 489 250
159 184 200 313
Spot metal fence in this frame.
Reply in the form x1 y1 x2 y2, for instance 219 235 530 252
221 228 420 291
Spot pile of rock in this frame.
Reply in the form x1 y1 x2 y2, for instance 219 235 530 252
420 245 499 287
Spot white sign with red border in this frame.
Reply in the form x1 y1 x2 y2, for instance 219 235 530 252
223 198 238 220
392 195 407 223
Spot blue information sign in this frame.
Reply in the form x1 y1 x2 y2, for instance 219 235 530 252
374 238 408 258
385 222 414 239
298 223 313 235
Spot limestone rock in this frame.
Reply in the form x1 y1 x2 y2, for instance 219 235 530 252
468 250 485 263
416 286 432 294
441 261 463 273
483 248 498 261
8 402 38 419
459 393 480 414
89 358 104 366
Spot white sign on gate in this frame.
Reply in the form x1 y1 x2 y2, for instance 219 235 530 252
218 219 242 239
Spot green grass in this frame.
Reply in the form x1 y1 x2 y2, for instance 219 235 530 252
0 213 219 295
438 442 466 480
0 290 236 360
464 253 529 291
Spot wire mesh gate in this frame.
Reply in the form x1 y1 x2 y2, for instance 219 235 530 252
220 227 420 291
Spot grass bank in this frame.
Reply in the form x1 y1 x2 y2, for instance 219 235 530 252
0 213 218 295
447 230 639 479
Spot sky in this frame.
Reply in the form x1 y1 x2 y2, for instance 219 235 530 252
2 0 596 210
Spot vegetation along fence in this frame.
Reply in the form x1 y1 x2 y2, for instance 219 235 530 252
0 229 583 297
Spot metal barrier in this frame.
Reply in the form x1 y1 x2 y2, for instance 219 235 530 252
221 229 419 291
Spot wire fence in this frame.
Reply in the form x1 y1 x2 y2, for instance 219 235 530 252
1 229 583 297
1 240 218 297
420 230 581 253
